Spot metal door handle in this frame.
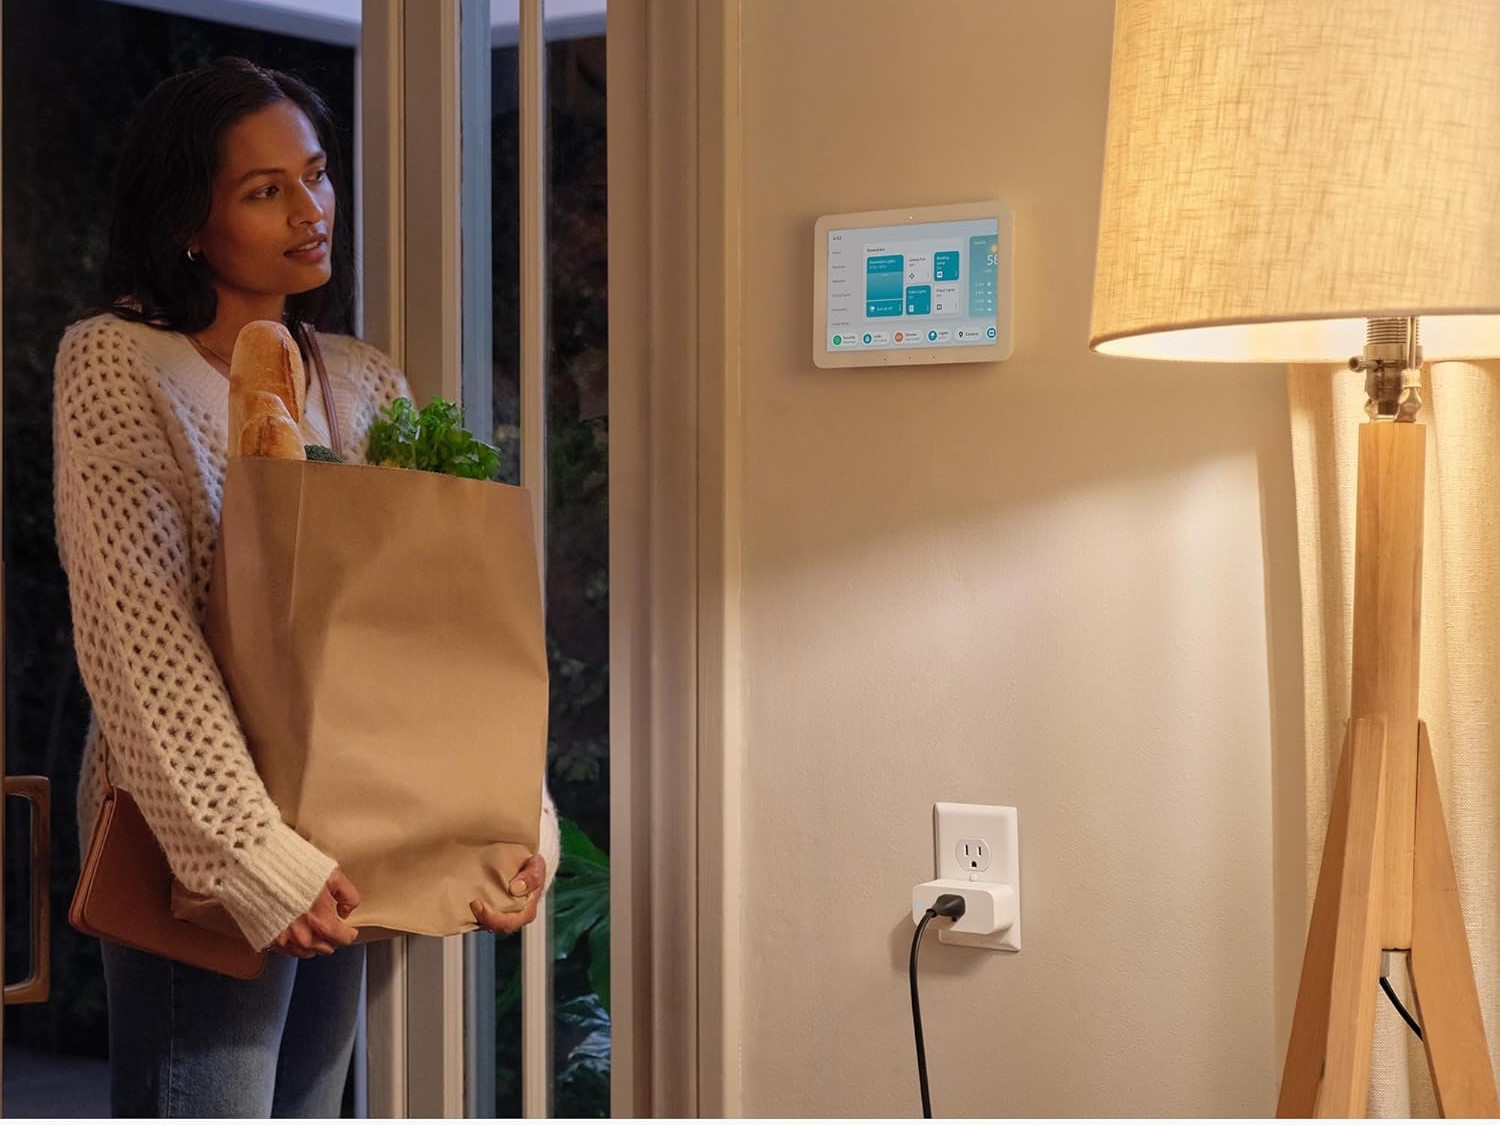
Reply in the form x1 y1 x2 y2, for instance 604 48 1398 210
4 775 50 1005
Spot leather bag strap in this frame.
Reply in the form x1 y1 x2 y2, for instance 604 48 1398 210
302 323 344 457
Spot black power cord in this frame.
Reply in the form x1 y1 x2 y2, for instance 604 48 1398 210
910 893 966 1119
1377 950 1423 1041
1380 975 1423 1040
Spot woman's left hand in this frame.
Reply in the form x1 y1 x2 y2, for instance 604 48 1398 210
470 853 548 934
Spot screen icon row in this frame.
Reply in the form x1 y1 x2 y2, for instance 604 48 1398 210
830 324 998 348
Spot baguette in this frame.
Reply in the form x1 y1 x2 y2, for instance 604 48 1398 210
238 414 307 460
228 320 306 455
236 390 307 460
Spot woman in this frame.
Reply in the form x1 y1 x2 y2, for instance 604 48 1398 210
52 57 559 1117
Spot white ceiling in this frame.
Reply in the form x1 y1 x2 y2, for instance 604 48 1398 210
102 0 606 47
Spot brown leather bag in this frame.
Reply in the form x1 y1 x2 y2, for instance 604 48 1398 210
69 785 267 979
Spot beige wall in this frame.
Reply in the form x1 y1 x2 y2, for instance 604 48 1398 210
734 0 1305 1116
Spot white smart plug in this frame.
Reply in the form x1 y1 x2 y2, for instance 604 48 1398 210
911 878 1018 949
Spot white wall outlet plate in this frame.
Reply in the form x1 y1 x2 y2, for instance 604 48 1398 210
933 802 1021 951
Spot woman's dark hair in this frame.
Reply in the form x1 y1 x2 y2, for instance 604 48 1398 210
99 56 354 340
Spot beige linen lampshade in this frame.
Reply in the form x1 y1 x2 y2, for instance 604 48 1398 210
1089 0 1500 362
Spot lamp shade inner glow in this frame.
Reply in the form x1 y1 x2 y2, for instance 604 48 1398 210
1089 0 1500 363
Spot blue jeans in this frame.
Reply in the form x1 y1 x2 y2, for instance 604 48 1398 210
99 940 365 1118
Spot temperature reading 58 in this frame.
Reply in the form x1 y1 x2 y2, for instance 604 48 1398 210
986 252 998 267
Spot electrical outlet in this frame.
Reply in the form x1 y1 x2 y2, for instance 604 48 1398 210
933 803 1020 951
956 837 991 873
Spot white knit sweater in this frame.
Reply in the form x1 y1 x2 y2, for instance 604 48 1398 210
54 312 559 950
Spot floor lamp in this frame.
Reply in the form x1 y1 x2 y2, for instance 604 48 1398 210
1088 0 1500 1116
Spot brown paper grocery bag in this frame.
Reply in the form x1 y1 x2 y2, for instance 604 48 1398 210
186 457 547 941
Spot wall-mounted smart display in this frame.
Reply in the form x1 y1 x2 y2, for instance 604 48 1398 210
814 200 1013 369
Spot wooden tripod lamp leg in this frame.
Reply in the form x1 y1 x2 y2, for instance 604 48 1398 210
1278 409 1496 1114
1409 723 1500 1117
1279 718 1389 1117
1278 419 1417 1117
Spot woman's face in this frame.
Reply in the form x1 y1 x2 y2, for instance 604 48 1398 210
191 100 335 303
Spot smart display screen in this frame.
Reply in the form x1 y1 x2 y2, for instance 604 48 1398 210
824 217 1001 353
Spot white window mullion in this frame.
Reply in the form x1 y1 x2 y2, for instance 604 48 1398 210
357 3 409 1113
398 2 467 1116
518 0 553 1118
360 1 467 1116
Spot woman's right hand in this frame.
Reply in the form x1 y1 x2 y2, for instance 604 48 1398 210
273 867 361 958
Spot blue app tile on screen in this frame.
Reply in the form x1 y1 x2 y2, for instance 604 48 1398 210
934 251 960 281
866 254 904 302
905 286 932 315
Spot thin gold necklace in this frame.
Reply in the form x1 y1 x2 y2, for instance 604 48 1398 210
190 333 233 370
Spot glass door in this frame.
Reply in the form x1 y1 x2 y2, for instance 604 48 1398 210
0 1 358 1114
478 1 609 1116
531 13 609 1117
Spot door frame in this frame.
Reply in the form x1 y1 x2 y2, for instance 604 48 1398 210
606 0 744 1115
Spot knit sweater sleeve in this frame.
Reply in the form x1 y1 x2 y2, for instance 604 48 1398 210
348 339 562 894
53 318 335 950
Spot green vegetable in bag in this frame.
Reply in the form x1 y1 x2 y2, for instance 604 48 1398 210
365 397 502 481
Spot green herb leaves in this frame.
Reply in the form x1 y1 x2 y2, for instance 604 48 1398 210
365 397 502 481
